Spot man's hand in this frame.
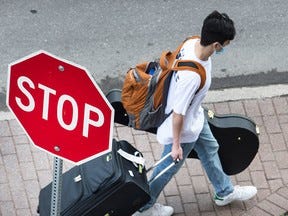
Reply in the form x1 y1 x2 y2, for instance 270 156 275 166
171 142 183 161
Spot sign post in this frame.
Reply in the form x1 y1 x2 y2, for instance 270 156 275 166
50 157 63 216
7 51 114 215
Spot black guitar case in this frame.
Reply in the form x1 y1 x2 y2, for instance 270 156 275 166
106 89 260 175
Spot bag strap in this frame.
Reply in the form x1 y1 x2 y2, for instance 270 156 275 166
159 36 206 92
159 36 200 70
117 149 145 166
172 59 206 92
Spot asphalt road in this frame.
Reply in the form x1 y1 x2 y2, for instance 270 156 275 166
1 0 288 110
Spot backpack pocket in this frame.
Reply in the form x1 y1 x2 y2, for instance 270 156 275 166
139 102 166 130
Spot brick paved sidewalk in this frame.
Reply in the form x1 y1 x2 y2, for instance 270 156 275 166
1 96 288 215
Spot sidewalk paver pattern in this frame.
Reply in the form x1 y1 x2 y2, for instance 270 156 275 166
1 96 288 215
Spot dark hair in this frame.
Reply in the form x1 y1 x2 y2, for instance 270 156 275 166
200 11 236 46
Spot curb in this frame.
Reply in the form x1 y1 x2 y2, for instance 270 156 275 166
205 84 288 103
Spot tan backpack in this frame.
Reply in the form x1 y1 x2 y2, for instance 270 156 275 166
121 36 206 130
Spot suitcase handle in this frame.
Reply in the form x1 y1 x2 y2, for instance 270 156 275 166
117 149 146 166
146 152 172 172
147 153 180 184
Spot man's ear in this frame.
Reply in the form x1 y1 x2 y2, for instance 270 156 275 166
211 42 219 51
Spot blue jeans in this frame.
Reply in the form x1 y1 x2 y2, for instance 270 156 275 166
141 119 234 211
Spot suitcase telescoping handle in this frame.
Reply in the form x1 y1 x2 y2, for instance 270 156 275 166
147 152 180 184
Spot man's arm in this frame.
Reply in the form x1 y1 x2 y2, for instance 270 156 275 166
172 111 184 160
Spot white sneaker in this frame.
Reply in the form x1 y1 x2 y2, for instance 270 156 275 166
132 203 174 216
214 185 257 206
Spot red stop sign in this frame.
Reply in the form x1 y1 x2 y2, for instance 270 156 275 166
7 51 114 165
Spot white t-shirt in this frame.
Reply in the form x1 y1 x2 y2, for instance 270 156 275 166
156 38 212 144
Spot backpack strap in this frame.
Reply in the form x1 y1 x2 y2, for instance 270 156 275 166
172 59 206 93
159 36 200 71
159 36 206 92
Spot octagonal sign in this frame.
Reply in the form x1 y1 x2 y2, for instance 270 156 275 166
7 50 114 165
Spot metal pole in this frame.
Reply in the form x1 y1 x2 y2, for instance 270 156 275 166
50 157 63 216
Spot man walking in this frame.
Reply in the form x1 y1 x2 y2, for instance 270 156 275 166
133 11 257 216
